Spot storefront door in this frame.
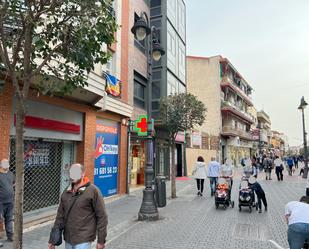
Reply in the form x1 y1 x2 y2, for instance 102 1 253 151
10 139 75 213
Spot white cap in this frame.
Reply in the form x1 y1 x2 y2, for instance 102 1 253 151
69 163 83 181
0 159 9 169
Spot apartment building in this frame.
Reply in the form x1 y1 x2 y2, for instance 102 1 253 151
0 0 133 215
150 0 187 177
187 55 255 168
257 110 272 154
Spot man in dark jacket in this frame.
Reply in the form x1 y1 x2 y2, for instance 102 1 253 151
48 163 108 249
0 159 15 243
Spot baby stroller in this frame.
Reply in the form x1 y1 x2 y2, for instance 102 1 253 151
215 178 234 209
238 177 255 213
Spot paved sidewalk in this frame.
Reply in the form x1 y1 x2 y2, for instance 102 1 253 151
0 179 191 249
1 169 307 249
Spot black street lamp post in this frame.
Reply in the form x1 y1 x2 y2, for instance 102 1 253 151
131 12 165 221
298 96 309 179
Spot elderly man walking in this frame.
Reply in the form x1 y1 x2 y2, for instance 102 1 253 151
207 157 221 197
48 163 108 249
0 159 15 244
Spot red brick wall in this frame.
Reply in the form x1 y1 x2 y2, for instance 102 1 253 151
0 82 13 160
118 123 128 194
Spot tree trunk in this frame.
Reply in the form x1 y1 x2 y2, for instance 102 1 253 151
171 139 176 198
13 97 25 249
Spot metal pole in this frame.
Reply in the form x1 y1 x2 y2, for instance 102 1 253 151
138 18 159 221
126 120 131 195
302 108 308 178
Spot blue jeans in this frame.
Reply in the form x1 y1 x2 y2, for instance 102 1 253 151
65 242 92 249
288 223 309 249
0 202 14 239
209 177 218 195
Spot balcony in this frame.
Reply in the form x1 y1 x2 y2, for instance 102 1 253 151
221 76 253 106
221 100 254 124
221 126 253 141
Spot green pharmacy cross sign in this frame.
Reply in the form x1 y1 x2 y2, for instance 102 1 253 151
134 115 148 136
133 115 155 137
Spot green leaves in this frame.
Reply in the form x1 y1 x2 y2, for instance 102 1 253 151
159 93 207 137
1 0 117 96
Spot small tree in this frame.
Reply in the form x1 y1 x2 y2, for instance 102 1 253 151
0 1 117 248
159 93 206 198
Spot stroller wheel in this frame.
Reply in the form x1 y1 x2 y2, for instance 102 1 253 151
249 206 252 213
231 201 235 208
215 203 219 209
256 203 258 210
223 205 227 210
239 205 241 212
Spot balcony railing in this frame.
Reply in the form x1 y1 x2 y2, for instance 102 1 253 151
222 126 253 141
221 76 253 106
221 100 254 124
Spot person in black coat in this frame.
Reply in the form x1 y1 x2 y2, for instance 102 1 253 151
249 176 267 213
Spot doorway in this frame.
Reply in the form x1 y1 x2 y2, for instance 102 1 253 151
176 144 183 177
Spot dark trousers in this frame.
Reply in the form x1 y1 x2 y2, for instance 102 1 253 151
257 193 267 210
275 167 283 181
265 169 272 180
0 202 14 239
196 179 205 193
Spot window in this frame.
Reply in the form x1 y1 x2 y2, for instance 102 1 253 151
134 72 147 109
106 50 116 75
134 13 147 54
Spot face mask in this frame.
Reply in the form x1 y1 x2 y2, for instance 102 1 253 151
69 165 82 182
1 160 9 169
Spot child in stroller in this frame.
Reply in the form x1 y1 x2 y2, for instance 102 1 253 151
215 178 234 209
238 177 255 213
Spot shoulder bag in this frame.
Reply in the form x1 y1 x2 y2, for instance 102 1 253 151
49 192 81 246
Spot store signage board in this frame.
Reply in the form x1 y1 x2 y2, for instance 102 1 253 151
134 115 148 136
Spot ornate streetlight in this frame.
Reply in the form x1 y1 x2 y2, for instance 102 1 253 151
131 12 165 221
298 96 308 178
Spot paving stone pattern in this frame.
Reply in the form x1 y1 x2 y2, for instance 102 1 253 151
0 171 307 249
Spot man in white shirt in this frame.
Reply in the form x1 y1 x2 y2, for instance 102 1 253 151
207 157 221 197
285 196 309 249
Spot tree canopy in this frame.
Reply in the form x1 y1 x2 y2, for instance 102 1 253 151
0 0 117 96
159 93 207 137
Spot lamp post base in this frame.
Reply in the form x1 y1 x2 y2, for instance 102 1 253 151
302 167 308 179
138 188 159 221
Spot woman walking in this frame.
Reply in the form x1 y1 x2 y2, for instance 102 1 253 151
192 156 207 196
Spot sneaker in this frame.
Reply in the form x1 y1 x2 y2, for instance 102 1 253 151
7 237 13 242
0 242 3 248
259 209 262 213
197 191 201 196
200 192 203 197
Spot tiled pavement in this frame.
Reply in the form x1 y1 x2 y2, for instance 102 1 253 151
1 169 307 249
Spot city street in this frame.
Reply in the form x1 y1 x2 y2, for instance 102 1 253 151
0 169 307 249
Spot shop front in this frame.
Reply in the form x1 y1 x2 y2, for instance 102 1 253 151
129 136 146 187
9 99 82 213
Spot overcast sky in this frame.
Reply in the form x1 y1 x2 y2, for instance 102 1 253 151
186 0 309 146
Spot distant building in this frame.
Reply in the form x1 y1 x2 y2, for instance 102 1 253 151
187 55 255 168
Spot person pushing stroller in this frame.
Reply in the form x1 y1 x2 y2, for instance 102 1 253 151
248 176 268 213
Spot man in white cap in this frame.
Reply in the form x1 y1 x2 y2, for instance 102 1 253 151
0 159 15 243
48 163 108 249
